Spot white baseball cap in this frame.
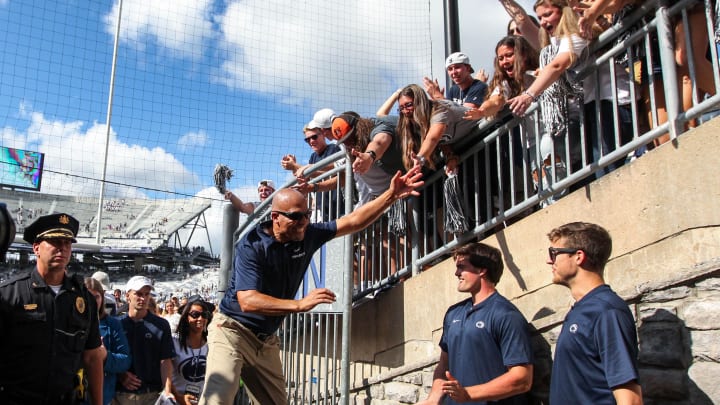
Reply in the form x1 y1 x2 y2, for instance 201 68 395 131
126 276 154 292
445 52 474 73
258 179 275 190
308 108 336 129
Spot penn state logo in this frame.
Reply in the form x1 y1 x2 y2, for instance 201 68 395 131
475 321 485 329
178 354 207 383
569 323 578 333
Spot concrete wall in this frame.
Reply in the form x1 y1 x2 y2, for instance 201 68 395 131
347 117 720 404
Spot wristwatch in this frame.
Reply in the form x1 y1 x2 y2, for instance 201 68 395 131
417 155 426 167
366 150 377 162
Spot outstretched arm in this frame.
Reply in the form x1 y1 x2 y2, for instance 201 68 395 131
508 49 575 116
335 166 423 237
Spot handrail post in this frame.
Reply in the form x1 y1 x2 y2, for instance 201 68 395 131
656 0 682 140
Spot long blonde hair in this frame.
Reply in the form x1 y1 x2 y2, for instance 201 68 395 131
396 84 440 170
533 0 585 65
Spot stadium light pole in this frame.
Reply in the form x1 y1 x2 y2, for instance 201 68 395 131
95 0 123 244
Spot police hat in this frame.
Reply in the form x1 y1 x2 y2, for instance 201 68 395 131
23 213 79 244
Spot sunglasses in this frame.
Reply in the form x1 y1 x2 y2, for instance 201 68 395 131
548 247 579 263
398 101 414 113
304 134 320 143
188 310 210 319
273 210 312 221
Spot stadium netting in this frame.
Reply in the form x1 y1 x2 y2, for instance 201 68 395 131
0 0 433 253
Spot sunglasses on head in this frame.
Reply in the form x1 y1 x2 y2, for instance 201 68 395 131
273 210 312 221
304 134 320 143
188 310 209 319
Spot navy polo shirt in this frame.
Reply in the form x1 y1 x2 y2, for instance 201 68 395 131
220 220 337 335
310 143 343 221
439 292 533 405
446 79 488 107
550 284 639 405
118 312 175 393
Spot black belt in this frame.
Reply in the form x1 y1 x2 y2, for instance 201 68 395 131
246 325 274 342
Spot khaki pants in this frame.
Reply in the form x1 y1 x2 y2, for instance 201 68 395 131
112 391 159 405
198 312 286 405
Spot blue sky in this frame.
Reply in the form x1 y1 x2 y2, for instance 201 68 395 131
0 0 534 251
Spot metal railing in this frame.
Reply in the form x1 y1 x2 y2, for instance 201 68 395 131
220 1 719 403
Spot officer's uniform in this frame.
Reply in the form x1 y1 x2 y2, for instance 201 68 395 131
0 213 101 405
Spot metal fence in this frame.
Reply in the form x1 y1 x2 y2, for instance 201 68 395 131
223 0 720 403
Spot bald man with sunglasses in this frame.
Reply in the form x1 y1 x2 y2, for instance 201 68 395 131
200 167 423 405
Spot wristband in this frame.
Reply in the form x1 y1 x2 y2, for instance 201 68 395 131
313 183 319 192
523 90 539 102
367 150 377 162
417 155 427 167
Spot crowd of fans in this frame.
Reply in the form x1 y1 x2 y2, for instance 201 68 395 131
225 0 719 292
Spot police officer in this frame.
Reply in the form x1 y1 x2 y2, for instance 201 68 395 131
0 213 104 405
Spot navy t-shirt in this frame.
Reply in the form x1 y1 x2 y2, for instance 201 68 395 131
310 143 344 220
440 292 533 405
118 312 175 393
550 284 639 405
446 79 488 107
220 221 337 335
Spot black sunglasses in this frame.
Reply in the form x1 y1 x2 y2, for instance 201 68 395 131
304 134 320 143
548 247 579 263
273 210 312 221
188 310 210 319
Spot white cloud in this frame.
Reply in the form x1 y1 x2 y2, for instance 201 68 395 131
178 130 209 151
5 106 199 198
211 0 433 109
104 0 214 60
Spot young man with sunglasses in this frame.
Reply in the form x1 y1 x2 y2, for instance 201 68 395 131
547 222 643 405
282 120 344 221
199 166 424 405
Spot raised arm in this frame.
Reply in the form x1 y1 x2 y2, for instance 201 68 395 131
377 88 403 116
225 191 256 215
498 0 541 50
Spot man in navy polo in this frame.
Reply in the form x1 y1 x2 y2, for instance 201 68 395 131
417 242 533 405
546 222 642 404
199 167 423 405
